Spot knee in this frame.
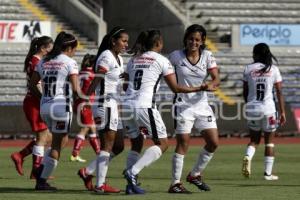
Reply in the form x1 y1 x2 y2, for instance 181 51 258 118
206 141 218 152
112 143 124 155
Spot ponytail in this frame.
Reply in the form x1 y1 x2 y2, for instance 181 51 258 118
44 31 77 62
24 36 53 72
129 29 161 56
253 43 278 74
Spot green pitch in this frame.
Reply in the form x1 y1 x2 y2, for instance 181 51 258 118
1 143 300 200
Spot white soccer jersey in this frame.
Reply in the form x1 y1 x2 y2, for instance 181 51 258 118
169 49 217 106
36 54 78 108
95 50 124 106
243 62 282 115
124 51 174 108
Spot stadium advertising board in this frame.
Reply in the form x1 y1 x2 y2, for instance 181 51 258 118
240 24 300 46
0 20 51 43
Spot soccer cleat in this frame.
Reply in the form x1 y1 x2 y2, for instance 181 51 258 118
11 152 24 176
35 180 57 191
94 183 121 194
77 168 94 191
242 156 251 178
264 173 279 181
123 169 145 194
186 173 211 191
168 183 192 194
70 155 86 163
125 184 146 195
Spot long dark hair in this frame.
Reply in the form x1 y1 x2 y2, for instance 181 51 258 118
94 26 127 71
253 43 278 74
24 36 53 72
44 31 78 62
130 29 162 56
183 24 206 51
81 54 96 70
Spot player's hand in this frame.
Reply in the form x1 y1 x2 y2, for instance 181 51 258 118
205 83 218 91
279 113 286 126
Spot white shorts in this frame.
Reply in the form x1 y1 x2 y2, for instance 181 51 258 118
122 105 167 140
246 112 278 132
40 102 72 134
93 102 119 131
174 104 217 134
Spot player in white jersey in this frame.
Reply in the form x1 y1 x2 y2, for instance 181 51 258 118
167 24 220 193
29 31 79 190
242 43 286 181
77 27 128 194
122 29 213 194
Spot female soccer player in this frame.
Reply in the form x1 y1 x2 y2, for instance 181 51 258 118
29 31 79 190
167 24 220 193
78 27 128 193
122 29 215 194
70 54 100 163
11 36 53 179
242 43 286 180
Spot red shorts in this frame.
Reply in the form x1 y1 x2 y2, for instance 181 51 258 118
23 95 48 132
74 99 94 126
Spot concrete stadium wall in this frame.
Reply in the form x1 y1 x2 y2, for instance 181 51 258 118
0 104 297 137
41 0 106 45
102 0 186 53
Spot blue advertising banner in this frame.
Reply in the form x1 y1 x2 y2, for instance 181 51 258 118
240 24 300 45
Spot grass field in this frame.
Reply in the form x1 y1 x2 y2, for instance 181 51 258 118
1 143 300 200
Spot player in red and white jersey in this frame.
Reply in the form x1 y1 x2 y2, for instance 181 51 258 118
122 29 212 194
11 36 53 179
242 43 286 181
29 31 79 190
70 54 100 163
167 24 220 193
77 27 128 193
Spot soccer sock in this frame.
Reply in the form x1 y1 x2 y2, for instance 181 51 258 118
96 151 110 187
126 150 140 169
172 153 184 185
19 140 35 158
245 145 256 160
89 134 100 155
86 159 96 175
264 156 275 175
42 148 51 164
191 148 214 177
72 135 85 157
32 145 44 169
131 145 162 175
40 157 58 179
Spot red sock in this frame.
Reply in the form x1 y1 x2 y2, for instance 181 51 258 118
89 136 100 154
19 140 35 158
72 137 85 157
32 154 43 170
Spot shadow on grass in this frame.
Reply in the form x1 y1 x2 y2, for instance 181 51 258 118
0 187 93 194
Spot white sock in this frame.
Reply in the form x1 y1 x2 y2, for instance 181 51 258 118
42 148 51 164
32 145 44 156
89 133 97 138
96 151 110 187
40 157 58 179
131 145 162 175
191 148 214 177
86 159 97 175
172 153 184 185
77 134 85 140
246 145 256 160
126 150 140 169
264 156 275 175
